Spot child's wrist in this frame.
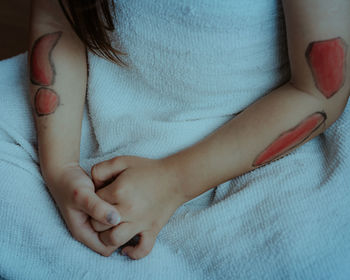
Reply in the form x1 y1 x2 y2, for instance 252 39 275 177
161 156 200 203
40 160 80 187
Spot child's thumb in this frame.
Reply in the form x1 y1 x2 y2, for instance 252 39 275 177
80 190 121 226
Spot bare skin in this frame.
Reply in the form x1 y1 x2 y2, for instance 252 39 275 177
89 0 350 259
89 156 186 259
29 0 120 256
45 163 121 256
29 0 349 260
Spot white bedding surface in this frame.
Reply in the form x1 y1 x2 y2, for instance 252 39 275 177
0 50 349 279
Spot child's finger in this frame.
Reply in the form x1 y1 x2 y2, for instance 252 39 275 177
91 157 127 189
99 222 140 248
120 230 157 260
95 183 118 205
74 188 122 226
67 211 117 257
90 218 112 232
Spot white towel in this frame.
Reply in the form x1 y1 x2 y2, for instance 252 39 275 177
1 0 350 279
87 0 290 160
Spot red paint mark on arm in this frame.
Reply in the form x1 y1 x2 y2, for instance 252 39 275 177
253 112 327 167
306 37 347 98
35 87 59 116
30 31 62 86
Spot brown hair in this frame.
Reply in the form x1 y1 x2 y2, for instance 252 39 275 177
58 0 128 67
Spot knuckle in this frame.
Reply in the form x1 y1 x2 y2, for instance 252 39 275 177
110 156 122 166
91 165 99 179
100 248 114 257
111 184 125 199
71 188 81 203
109 230 122 247
132 250 148 260
139 244 152 257
131 243 152 260
111 156 129 169
117 177 131 194
72 187 91 204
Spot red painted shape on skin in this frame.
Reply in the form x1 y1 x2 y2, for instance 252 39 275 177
35 87 59 116
253 112 327 167
306 37 347 98
30 31 62 86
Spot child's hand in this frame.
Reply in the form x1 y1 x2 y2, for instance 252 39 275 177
45 163 121 257
90 156 186 260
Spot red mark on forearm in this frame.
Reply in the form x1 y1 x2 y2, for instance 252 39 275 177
35 87 59 116
30 31 62 86
253 112 327 167
306 37 347 99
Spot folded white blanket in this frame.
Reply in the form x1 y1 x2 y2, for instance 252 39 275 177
1 0 350 278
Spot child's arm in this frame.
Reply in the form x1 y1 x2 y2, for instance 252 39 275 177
164 0 350 201
29 0 119 256
72 0 349 260
29 0 85 178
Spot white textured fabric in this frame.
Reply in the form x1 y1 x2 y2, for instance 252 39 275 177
0 0 350 279
87 0 289 159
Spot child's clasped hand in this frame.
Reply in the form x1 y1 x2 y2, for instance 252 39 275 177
89 155 187 259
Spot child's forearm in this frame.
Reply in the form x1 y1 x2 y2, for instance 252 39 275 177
163 0 350 202
163 83 349 201
28 0 87 183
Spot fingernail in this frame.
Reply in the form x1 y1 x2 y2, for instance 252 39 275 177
106 211 120 225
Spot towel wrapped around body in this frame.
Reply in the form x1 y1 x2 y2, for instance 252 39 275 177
0 0 349 279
